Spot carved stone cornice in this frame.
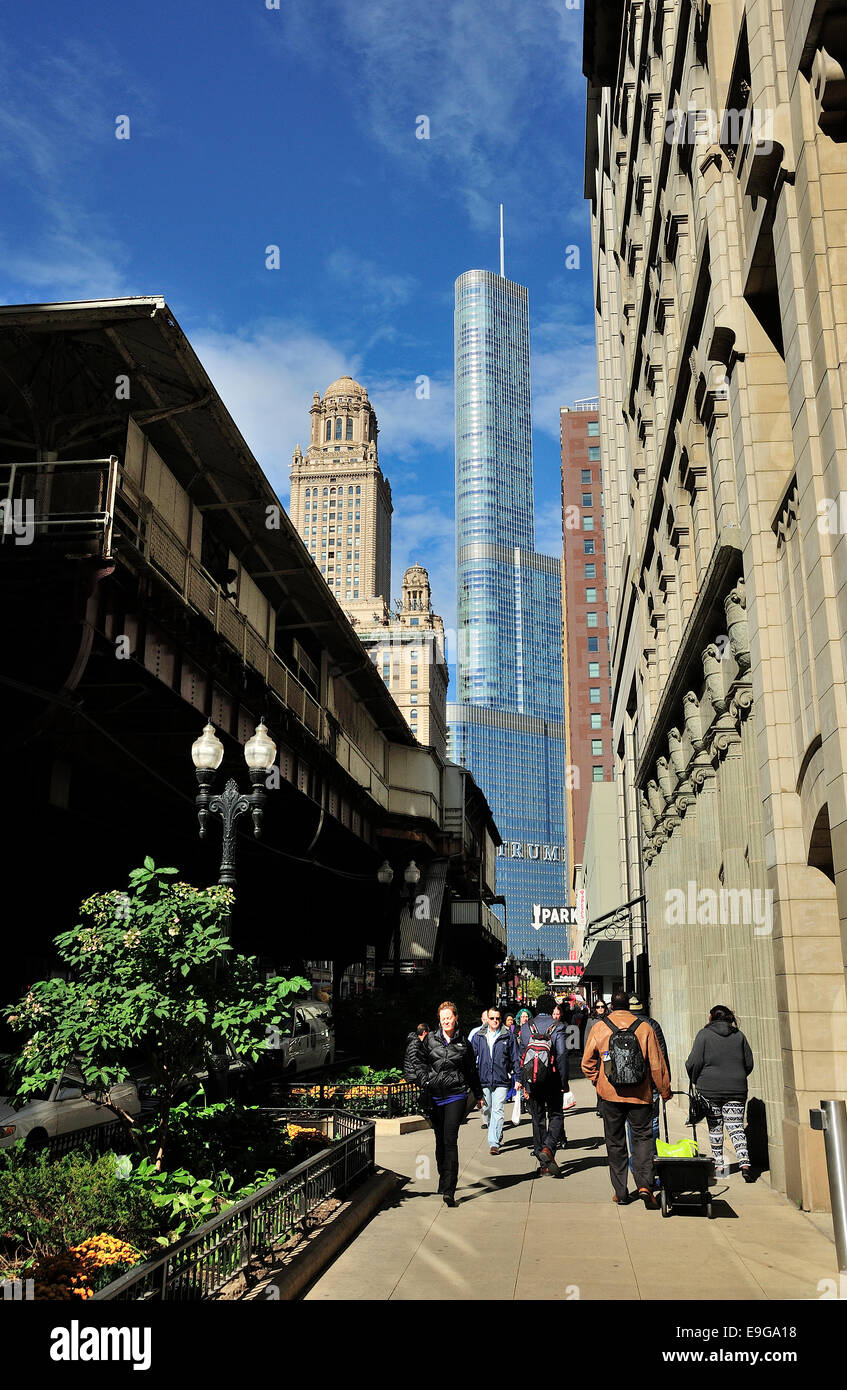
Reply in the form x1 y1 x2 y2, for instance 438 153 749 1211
690 752 717 789
730 681 754 723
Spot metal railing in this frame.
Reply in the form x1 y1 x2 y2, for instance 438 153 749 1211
0 457 119 556
93 1109 374 1301
114 473 326 743
48 1117 134 1159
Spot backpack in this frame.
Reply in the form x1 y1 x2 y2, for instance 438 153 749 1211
603 1016 647 1086
519 1023 558 1089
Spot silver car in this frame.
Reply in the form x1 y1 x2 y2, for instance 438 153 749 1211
265 1004 336 1075
0 1059 141 1151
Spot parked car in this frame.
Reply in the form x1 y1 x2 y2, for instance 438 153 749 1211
264 1004 336 1076
0 1056 141 1151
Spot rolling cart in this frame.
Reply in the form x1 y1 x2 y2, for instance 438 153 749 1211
653 1096 715 1218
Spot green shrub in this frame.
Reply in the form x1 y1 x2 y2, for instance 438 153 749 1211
0 1149 161 1258
135 1099 290 1184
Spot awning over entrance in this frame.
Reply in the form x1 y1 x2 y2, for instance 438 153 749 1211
583 939 623 977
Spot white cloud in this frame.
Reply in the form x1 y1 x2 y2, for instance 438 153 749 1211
326 249 418 312
275 0 586 236
187 324 455 504
0 36 152 302
189 322 357 500
532 291 600 441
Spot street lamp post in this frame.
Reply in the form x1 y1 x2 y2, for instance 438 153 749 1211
191 720 277 899
377 858 421 985
190 719 277 1101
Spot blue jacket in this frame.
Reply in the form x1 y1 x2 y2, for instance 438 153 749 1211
518 1015 570 1087
472 1025 519 1090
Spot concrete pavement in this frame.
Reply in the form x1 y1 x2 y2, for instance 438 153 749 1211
305 1076 839 1301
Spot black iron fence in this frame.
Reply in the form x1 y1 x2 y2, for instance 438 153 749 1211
93 1109 374 1302
283 1080 418 1118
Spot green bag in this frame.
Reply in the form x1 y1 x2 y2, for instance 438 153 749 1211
656 1137 699 1158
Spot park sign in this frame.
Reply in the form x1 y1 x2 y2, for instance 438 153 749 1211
531 904 580 929
551 959 585 982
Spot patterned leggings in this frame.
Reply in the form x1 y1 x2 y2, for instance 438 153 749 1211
703 1096 749 1166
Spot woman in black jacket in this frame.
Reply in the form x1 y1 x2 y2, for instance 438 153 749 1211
686 1004 755 1180
408 1000 483 1206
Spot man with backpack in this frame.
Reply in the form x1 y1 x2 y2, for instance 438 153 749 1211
581 989 672 1207
518 994 570 1177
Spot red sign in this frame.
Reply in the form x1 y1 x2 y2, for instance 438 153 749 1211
552 960 585 980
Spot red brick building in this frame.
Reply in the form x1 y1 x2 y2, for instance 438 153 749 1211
560 401 613 886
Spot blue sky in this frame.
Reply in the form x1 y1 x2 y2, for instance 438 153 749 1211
1 0 598 639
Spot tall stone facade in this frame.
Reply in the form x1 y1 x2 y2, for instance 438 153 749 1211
355 564 449 759
584 0 847 1206
289 376 392 622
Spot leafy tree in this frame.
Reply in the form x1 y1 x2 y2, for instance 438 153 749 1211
526 975 546 1002
4 859 308 1168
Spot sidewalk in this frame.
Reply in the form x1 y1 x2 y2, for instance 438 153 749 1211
305 1077 839 1301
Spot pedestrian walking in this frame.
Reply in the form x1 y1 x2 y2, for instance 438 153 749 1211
468 1009 489 1042
513 1007 533 1115
408 1001 483 1206
472 1006 520 1153
467 1008 491 1124
581 989 671 1207
686 1004 755 1181
402 1022 429 1084
518 993 570 1177
584 998 609 1114
584 998 609 1031
625 995 671 1181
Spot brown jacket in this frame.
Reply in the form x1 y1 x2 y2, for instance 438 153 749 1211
581 1010 671 1104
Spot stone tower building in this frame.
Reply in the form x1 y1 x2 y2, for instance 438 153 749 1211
289 376 392 624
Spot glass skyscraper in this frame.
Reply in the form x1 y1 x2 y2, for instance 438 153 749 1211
448 269 570 965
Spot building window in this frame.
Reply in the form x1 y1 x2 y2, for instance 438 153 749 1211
588 662 600 677
591 738 603 756
588 445 601 461
584 540 595 554
585 563 596 578
582 493 593 507
592 766 604 782
587 636 599 652
590 713 602 729
586 612 598 627
583 515 594 530
411 680 418 689
346 418 353 440
581 469 591 484
587 421 600 436
410 617 419 625
356 486 361 494
411 664 418 674
334 418 342 440
589 688 600 703
410 695 418 704
586 587 596 602
325 420 332 441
